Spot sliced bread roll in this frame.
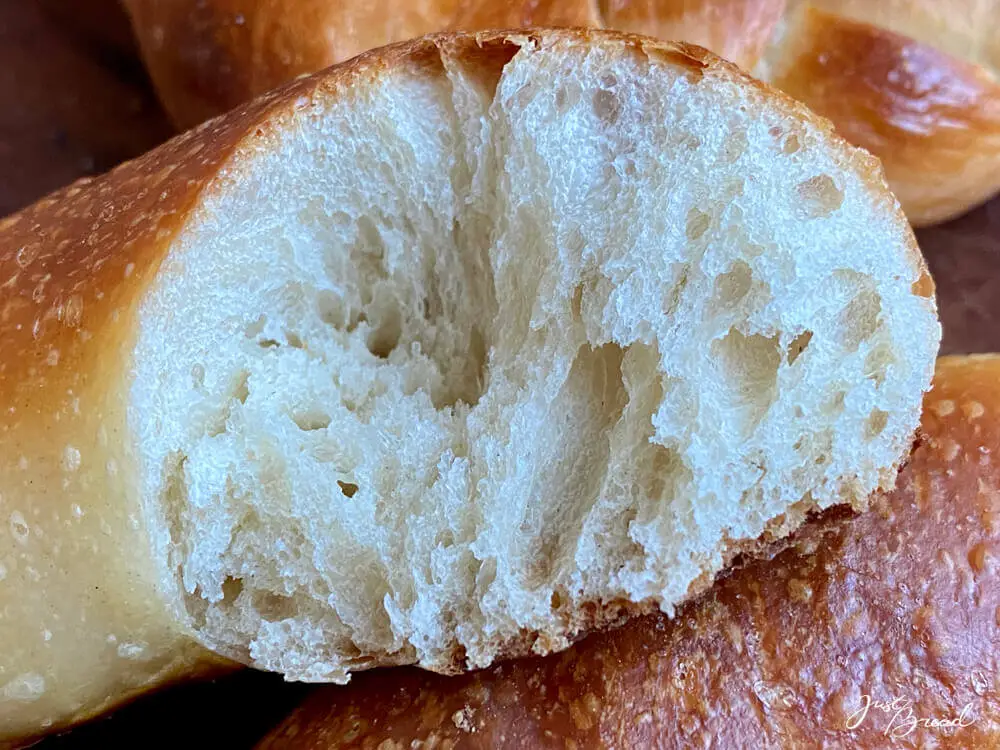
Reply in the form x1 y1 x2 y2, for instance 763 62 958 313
0 30 938 740
258 355 1000 750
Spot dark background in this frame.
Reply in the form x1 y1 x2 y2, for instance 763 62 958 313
3 0 998 746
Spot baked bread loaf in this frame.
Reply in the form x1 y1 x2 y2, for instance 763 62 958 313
257 354 1000 749
0 29 938 743
123 0 1000 226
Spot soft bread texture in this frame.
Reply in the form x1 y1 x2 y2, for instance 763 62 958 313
0 30 936 743
257 355 1000 749
123 0 1000 226
131 33 936 679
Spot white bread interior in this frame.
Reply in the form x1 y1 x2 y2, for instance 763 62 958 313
128 35 939 682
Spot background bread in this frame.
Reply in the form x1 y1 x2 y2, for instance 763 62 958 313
122 0 1000 226
0 0 169 217
123 0 600 130
0 29 937 744
257 354 1000 749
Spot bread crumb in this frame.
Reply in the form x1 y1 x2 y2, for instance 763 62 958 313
452 707 476 733
934 399 956 417
9 511 29 544
2 673 46 702
939 550 955 573
63 445 81 472
943 440 961 462
117 641 149 660
964 401 986 419
971 670 989 696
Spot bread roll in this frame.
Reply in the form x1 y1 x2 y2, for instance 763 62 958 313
256 354 1000 749
123 0 600 131
0 29 938 743
122 0 1000 226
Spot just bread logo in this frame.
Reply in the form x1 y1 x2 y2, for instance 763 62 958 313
845 692 980 739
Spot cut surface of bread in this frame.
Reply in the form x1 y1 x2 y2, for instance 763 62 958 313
121 33 940 682
256 354 1000 750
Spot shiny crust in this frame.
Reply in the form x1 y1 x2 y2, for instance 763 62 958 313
124 0 1000 225
0 78 269 747
768 5 1000 227
802 0 1000 75
257 355 1000 749
123 0 602 128
600 0 785 71
0 29 931 744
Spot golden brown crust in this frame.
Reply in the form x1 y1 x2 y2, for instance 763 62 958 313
124 0 1000 224
769 6 1000 227
800 0 1000 76
0 99 266 747
257 355 1000 749
0 29 932 743
0 32 514 745
123 0 602 128
600 0 785 71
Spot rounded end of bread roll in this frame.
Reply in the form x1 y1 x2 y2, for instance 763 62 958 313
111 32 938 681
762 5 1000 227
